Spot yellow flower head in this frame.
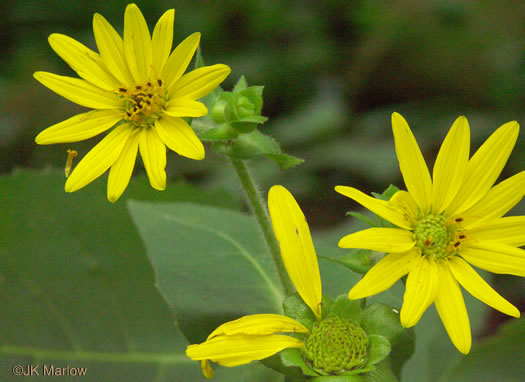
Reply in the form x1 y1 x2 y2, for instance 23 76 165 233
336 112 524 354
34 3 230 202
186 185 322 377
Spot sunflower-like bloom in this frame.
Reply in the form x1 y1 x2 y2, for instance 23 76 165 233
336 112 524 354
34 3 230 202
186 185 323 378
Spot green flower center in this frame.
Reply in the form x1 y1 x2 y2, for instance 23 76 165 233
414 214 464 259
119 79 167 127
302 316 368 375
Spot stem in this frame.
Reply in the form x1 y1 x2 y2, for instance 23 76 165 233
230 158 294 296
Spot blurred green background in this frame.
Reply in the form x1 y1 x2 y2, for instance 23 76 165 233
1 0 524 379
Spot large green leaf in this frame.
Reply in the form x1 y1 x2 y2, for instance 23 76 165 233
127 201 285 343
440 317 525 382
127 201 362 343
0 168 279 381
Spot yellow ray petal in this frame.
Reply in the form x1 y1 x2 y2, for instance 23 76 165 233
338 227 415 253
431 116 470 214
34 72 122 110
35 110 123 145
139 127 166 190
400 256 439 327
460 241 525 277
445 121 520 216
107 127 140 203
124 3 152 84
155 116 204 160
335 186 413 230
348 250 419 299
186 334 303 367
467 216 525 247
92 13 134 87
164 98 208 117
388 190 418 227
462 171 525 227
171 64 231 100
162 32 201 92
268 185 322 319
151 9 174 76
207 314 308 340
448 257 519 318
48 34 120 90
65 125 131 192
391 112 432 213
435 261 471 354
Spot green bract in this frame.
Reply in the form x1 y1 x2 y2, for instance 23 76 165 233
193 76 304 169
264 294 402 381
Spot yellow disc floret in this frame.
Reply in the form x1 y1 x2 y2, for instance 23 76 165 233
414 214 466 259
119 79 167 127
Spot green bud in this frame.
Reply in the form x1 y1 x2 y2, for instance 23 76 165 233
236 96 256 118
302 316 368 375
210 99 229 124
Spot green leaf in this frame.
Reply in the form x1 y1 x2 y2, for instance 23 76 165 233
366 335 391 366
371 185 400 228
280 348 319 377
282 294 317 331
371 185 400 201
127 201 285 344
319 249 375 275
232 75 248 92
194 45 205 69
365 358 398 382
310 375 366 382
0 168 281 381
346 212 379 228
361 303 414 379
212 129 304 169
329 295 362 324
440 318 525 382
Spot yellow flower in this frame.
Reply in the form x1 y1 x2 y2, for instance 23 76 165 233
34 3 230 202
336 112 524 354
186 185 322 378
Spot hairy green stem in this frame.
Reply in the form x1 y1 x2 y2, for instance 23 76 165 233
230 158 294 296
